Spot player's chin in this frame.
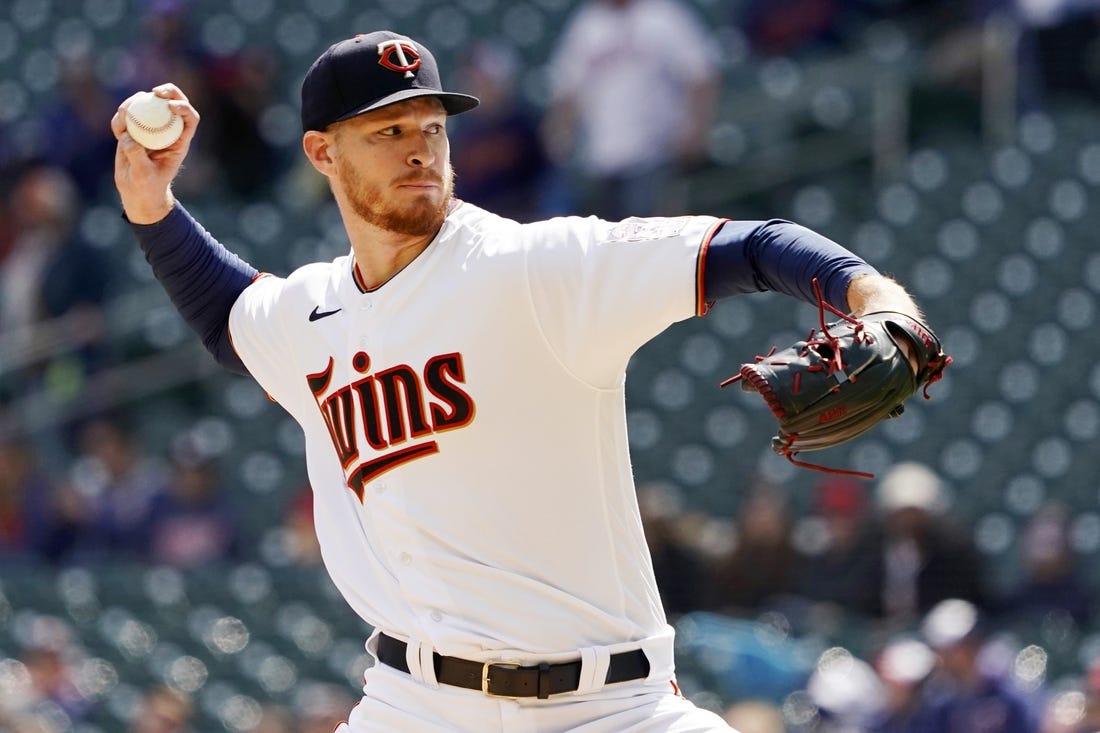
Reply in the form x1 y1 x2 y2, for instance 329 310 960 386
386 202 447 236
407 191 445 212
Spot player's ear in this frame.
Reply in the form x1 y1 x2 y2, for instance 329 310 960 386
302 130 336 176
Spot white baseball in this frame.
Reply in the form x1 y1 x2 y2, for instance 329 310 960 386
125 91 184 151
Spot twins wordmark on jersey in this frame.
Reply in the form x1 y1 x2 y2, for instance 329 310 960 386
307 350 476 500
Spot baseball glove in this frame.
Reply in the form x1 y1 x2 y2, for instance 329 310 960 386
723 283 951 477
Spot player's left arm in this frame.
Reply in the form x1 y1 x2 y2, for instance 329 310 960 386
701 218 918 318
702 219 923 370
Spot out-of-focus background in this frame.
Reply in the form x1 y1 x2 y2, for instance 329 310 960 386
2 0 1100 731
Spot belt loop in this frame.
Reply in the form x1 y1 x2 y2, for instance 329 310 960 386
404 639 440 689
574 646 611 695
420 642 439 688
537 662 551 700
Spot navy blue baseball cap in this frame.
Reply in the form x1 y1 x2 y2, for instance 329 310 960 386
301 31 480 132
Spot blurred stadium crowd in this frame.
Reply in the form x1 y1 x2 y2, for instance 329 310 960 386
3 0 1100 731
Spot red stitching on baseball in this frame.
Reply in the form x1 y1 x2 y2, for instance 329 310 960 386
127 112 177 134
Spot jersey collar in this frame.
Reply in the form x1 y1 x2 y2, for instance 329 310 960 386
348 199 464 294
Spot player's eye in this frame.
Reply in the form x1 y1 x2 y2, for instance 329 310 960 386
425 123 443 135
378 126 401 137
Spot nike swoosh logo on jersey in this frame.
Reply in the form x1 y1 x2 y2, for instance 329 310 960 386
309 306 342 322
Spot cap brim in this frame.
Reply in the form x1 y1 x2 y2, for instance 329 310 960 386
333 88 480 125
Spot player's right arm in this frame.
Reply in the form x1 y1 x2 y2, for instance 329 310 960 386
111 84 258 376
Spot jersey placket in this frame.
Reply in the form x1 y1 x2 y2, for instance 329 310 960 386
343 292 436 627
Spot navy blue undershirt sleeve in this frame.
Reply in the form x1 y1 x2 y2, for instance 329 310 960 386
702 219 879 312
127 203 258 376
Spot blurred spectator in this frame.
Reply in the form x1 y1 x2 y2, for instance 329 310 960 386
1052 658 1100 732
920 598 1038 733
1017 0 1100 105
0 715 54 733
18 645 92 723
542 0 721 219
449 42 551 222
146 436 240 568
709 479 797 616
123 0 217 198
637 481 709 618
281 485 323 566
722 699 786 733
0 617 93 726
250 705 297 733
902 0 1100 136
126 0 209 97
876 462 988 624
871 637 939 733
805 647 887 731
998 502 1093 627
0 438 99 564
735 0 851 57
130 686 194 733
796 475 886 618
66 415 166 560
199 48 286 198
0 438 57 560
0 165 110 403
0 165 106 330
33 55 127 202
117 1 286 199
294 683 354 733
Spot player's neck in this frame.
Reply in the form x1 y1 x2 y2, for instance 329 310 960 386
346 218 442 291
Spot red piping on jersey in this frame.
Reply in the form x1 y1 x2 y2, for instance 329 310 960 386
352 262 368 293
696 219 731 317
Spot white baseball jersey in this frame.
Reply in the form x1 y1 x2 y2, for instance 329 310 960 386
228 202 724 667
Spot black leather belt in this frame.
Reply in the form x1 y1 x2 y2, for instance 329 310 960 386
376 632 651 699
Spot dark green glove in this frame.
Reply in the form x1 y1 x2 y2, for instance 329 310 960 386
725 311 951 474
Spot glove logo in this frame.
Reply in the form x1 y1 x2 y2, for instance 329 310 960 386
377 40 421 79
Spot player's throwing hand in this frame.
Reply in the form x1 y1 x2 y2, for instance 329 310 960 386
110 83 199 225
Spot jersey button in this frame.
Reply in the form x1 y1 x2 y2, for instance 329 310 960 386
430 610 443 622
360 301 372 311
375 482 386 494
399 552 412 566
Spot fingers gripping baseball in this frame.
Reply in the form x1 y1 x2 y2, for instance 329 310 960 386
112 84 200 224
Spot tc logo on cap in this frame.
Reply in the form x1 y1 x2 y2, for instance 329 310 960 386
377 39 421 79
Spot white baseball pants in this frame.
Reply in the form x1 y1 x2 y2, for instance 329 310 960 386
335 662 737 732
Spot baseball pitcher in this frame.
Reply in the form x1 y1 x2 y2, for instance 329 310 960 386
111 30 945 733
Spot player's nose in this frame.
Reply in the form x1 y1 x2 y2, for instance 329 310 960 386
406 132 437 168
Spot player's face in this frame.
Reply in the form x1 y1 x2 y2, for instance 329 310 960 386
332 97 453 237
